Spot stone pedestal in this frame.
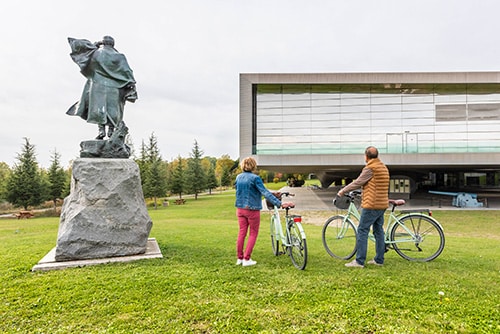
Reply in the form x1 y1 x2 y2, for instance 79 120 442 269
55 158 153 261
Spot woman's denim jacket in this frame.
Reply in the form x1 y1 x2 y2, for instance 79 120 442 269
235 171 281 210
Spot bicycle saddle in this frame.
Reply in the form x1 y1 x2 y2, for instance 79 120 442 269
389 199 406 206
281 202 295 209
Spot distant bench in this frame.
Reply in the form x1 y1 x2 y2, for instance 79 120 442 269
16 211 34 219
174 199 186 205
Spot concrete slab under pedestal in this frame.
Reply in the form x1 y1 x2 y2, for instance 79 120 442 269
32 238 162 271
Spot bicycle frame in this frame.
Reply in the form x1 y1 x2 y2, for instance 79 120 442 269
340 199 443 244
323 191 445 262
269 192 308 270
271 207 288 246
271 206 306 247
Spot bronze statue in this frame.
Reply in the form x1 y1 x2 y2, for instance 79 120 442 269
66 36 137 140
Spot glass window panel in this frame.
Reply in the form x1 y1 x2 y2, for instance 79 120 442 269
257 115 283 123
434 84 467 95
339 120 371 128
402 103 435 112
340 96 371 106
371 118 401 127
257 108 282 115
468 103 500 120
311 122 340 130
311 97 341 107
434 123 467 133
370 95 402 105
371 104 402 112
370 111 401 120
257 95 281 103
402 94 434 103
401 110 434 118
340 106 371 114
281 114 308 122
436 104 466 121
311 113 340 121
257 128 282 137
434 94 467 103
468 122 500 132
466 93 500 102
283 99 310 108
466 83 500 94
256 84 282 94
468 132 500 140
401 120 435 128
281 107 310 115
258 101 282 109
340 84 371 95
281 85 310 95
311 106 342 114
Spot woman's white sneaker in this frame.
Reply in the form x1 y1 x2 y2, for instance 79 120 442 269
242 259 257 267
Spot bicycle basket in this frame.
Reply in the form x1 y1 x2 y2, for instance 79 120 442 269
333 195 350 210
266 192 281 210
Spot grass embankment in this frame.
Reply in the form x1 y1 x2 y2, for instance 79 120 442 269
1 190 499 333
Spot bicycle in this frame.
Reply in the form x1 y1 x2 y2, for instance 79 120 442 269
267 192 308 270
322 190 445 262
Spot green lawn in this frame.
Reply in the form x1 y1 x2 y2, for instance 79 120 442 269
1 191 499 333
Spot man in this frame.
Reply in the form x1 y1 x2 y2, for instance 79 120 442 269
337 146 390 268
67 36 137 139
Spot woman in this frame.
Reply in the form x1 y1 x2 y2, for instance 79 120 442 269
234 157 282 266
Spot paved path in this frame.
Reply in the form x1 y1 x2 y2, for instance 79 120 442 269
275 186 500 211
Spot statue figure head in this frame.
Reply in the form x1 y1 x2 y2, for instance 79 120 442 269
102 36 115 47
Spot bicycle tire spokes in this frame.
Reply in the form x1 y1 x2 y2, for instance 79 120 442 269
322 216 357 260
270 213 281 256
390 214 445 262
270 207 308 269
287 221 307 270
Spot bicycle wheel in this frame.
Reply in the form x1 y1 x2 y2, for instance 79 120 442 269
270 215 280 256
322 215 357 260
390 214 445 262
287 222 307 270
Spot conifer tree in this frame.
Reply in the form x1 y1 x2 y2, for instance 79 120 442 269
186 140 206 199
169 155 186 200
204 159 218 194
47 150 67 211
6 138 45 210
142 133 167 209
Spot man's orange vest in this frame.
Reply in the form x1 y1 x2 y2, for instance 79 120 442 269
361 158 390 209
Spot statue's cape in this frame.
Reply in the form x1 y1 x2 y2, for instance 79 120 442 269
68 38 98 75
67 37 136 88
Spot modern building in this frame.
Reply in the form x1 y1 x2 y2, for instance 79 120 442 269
240 72 500 197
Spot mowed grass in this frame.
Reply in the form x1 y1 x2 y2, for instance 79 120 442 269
0 191 499 333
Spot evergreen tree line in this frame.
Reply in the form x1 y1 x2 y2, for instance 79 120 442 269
0 135 240 211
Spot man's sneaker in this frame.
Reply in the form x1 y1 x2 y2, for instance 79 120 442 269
345 259 364 268
242 259 257 267
236 259 243 265
367 259 383 266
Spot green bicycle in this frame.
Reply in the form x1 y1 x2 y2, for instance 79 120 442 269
322 190 445 262
268 192 308 270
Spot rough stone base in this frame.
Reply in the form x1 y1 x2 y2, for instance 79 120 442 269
32 238 162 271
55 158 153 261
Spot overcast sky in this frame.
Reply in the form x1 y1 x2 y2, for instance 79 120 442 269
1 0 500 168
